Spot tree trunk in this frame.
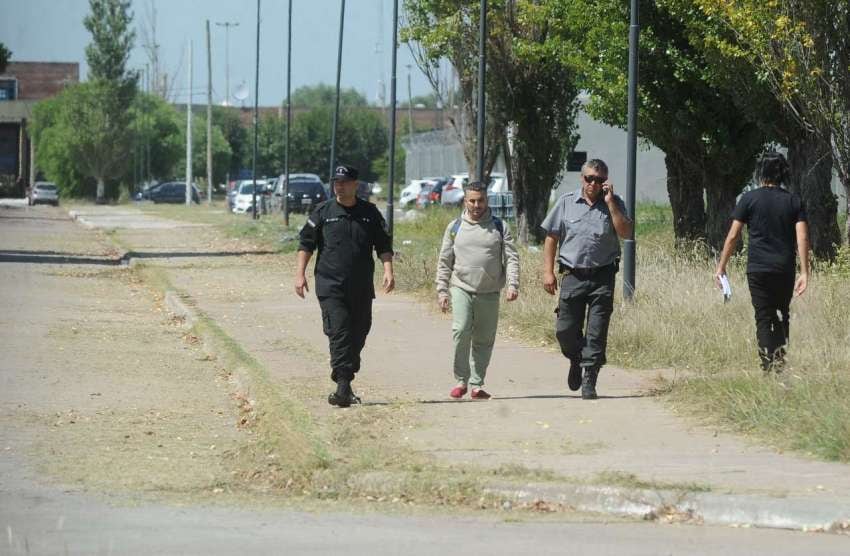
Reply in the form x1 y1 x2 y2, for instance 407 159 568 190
786 130 841 260
704 181 740 252
665 152 705 247
95 176 106 204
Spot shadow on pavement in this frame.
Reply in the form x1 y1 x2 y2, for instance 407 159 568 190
0 249 278 266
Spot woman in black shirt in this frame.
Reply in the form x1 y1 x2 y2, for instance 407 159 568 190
714 152 810 373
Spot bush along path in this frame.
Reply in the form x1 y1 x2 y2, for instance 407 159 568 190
83 204 850 532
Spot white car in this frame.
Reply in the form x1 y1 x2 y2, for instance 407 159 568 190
28 181 59 206
232 180 268 214
399 180 426 208
441 172 510 206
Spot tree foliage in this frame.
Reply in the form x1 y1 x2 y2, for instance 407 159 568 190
290 84 369 108
0 43 11 73
689 0 848 248
77 0 137 201
543 0 769 250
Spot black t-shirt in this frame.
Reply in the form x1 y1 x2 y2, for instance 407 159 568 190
298 198 393 298
731 186 806 274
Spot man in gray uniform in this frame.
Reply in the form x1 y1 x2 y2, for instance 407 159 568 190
540 159 633 399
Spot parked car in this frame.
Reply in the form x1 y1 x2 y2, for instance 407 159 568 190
274 173 323 196
149 182 201 204
228 178 269 211
440 173 469 206
232 181 269 214
284 179 327 214
28 181 59 206
356 181 374 201
440 172 509 206
399 180 426 209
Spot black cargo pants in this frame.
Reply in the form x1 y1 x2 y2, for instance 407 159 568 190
319 294 373 383
747 272 794 370
555 264 616 370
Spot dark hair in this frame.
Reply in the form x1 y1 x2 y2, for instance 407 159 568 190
756 151 789 185
582 158 609 176
463 180 487 193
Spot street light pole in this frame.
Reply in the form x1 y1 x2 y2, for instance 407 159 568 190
215 21 239 105
284 0 292 226
329 0 346 184
623 0 639 300
476 0 487 183
251 0 261 220
386 0 399 235
186 40 193 206
406 64 414 137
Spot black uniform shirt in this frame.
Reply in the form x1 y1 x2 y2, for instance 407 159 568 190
298 197 393 298
731 186 806 274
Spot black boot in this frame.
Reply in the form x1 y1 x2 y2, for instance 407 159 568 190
581 367 599 400
328 379 361 407
568 359 582 391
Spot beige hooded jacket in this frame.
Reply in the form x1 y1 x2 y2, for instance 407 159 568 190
435 209 520 295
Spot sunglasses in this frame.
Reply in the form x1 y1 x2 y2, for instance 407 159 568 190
583 174 607 185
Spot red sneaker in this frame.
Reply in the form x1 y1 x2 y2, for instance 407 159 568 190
450 385 468 399
470 388 491 400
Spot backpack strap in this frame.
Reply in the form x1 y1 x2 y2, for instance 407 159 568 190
450 216 505 241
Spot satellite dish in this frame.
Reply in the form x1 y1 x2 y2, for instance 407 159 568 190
233 82 249 104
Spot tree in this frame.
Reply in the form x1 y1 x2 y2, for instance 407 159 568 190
404 1 507 181
128 92 183 183
544 0 769 250
0 43 11 73
405 0 582 243
81 0 137 202
289 106 388 182
290 84 369 108
213 106 249 177
691 0 846 251
186 114 232 187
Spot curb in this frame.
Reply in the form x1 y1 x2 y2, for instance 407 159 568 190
487 482 850 533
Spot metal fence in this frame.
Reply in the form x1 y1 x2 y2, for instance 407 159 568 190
403 129 506 181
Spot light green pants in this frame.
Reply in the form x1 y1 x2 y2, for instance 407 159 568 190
451 287 500 387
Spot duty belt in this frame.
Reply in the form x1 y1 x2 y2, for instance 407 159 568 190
559 263 615 279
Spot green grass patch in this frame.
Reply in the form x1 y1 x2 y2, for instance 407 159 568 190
667 372 850 462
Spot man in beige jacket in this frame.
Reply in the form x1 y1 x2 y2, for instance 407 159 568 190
436 182 520 399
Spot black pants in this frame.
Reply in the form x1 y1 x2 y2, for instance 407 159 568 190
319 295 373 383
555 266 616 369
747 272 794 369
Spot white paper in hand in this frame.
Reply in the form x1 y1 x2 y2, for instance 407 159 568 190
719 274 732 302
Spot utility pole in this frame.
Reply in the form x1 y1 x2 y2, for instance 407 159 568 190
215 21 239 105
386 0 398 235
476 0 487 183
145 64 151 183
251 0 261 220
186 40 193 206
206 20 213 205
623 0 640 300
329 0 345 183
283 0 292 226
406 64 414 138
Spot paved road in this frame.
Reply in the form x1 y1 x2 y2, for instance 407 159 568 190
2 203 849 554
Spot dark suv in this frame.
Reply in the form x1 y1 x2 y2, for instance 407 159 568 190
149 182 200 204
285 180 327 214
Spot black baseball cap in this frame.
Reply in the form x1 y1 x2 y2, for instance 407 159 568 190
331 164 359 182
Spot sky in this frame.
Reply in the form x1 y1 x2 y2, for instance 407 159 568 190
1 0 439 106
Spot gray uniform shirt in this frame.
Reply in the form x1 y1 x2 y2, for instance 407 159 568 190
540 189 629 269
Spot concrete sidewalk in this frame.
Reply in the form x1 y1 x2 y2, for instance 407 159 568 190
82 205 850 532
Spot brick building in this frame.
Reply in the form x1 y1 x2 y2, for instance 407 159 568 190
0 62 79 195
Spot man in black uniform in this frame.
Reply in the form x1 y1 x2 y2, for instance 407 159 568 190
295 164 395 407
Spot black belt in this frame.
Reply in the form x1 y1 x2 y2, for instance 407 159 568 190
559 263 615 278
